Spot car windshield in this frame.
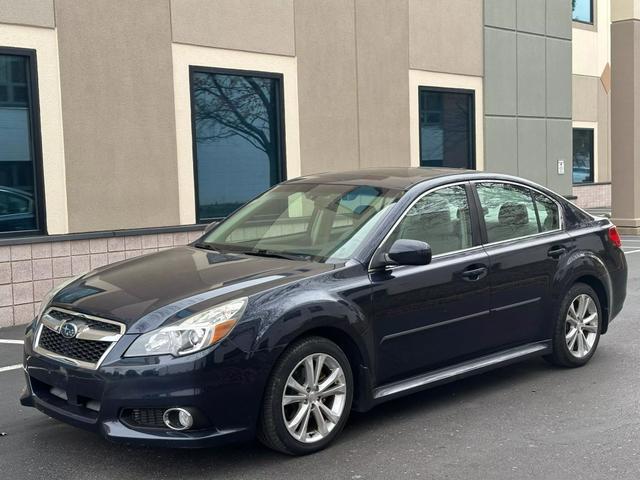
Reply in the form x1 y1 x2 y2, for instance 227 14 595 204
201 183 403 263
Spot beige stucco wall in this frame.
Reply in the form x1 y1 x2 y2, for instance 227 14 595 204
0 0 54 29
170 0 295 57
294 0 360 174
573 75 599 122
573 0 611 77
355 0 411 168
55 0 181 232
612 0 640 21
295 0 413 173
597 80 611 181
409 0 483 76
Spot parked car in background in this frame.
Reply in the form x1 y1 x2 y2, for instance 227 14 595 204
21 168 627 455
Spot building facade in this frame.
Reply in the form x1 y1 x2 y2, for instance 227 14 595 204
571 0 612 209
0 0 610 327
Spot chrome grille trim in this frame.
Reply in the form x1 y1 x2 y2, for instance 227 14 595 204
33 307 126 370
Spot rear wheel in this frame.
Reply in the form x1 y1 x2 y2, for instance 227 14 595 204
258 336 353 455
547 283 601 367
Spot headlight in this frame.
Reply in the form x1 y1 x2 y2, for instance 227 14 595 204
124 297 248 357
36 274 83 320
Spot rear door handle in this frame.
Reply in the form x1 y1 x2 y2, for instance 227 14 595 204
547 246 567 259
461 265 488 281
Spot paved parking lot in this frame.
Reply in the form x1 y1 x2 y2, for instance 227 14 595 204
1 240 639 480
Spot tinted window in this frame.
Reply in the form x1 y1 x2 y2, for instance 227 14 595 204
534 192 560 232
204 183 401 263
392 185 473 256
191 69 284 221
419 88 475 169
0 52 41 233
573 128 594 184
476 183 540 243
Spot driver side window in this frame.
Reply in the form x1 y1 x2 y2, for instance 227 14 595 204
392 185 473 256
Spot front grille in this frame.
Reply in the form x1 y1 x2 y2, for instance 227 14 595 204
47 309 121 334
39 326 110 364
121 408 167 429
35 308 125 368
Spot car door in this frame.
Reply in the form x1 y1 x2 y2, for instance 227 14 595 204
370 182 493 384
473 181 570 348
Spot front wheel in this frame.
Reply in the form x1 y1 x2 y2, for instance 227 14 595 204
258 336 353 455
547 283 602 367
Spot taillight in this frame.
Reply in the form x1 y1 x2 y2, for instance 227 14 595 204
608 226 622 248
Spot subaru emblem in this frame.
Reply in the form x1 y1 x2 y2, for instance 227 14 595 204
60 322 78 339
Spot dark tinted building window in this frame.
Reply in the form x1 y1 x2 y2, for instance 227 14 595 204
190 68 285 221
419 88 475 170
0 50 43 234
572 128 594 184
572 0 593 24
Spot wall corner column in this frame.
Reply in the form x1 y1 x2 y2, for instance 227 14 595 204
611 1 640 233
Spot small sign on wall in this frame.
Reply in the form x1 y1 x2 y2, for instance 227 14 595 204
557 159 565 175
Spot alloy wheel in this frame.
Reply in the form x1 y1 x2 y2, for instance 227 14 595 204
565 293 599 359
281 353 347 443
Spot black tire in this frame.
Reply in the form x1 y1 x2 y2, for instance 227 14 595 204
546 282 602 368
258 336 353 455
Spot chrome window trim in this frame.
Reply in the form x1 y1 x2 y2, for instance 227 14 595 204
471 180 565 248
368 181 476 271
33 307 126 371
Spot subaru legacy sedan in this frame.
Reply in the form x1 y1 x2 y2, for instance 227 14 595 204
21 168 627 455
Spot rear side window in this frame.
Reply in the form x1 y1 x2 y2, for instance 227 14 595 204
476 182 559 243
533 192 560 232
391 185 473 256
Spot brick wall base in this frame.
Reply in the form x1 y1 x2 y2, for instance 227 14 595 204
0 229 204 327
572 183 611 209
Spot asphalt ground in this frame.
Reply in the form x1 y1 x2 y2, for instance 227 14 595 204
0 239 639 479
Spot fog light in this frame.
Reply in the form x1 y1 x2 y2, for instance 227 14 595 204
162 407 194 431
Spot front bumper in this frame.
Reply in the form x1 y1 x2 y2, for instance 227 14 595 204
20 324 280 448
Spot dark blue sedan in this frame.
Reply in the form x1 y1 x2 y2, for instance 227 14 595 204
21 168 627 455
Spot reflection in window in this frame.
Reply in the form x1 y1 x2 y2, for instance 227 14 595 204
393 185 473 256
572 0 593 24
191 69 285 221
0 52 41 233
204 183 401 263
572 128 594 184
419 88 475 169
476 183 540 243
533 192 560 232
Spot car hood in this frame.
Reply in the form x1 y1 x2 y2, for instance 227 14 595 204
51 246 335 333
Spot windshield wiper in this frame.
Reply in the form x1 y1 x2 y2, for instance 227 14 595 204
242 249 310 261
193 242 220 252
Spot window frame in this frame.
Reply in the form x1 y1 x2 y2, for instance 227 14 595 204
0 46 46 237
572 0 595 26
188 65 288 224
368 181 484 271
471 180 564 247
572 127 595 185
418 86 476 170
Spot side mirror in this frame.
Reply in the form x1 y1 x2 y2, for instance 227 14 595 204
371 239 432 270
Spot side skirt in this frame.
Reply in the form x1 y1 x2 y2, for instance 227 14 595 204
372 341 551 404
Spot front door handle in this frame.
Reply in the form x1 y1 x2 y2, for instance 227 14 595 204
461 265 488 281
548 245 567 259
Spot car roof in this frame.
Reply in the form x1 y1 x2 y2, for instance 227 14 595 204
284 167 476 190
